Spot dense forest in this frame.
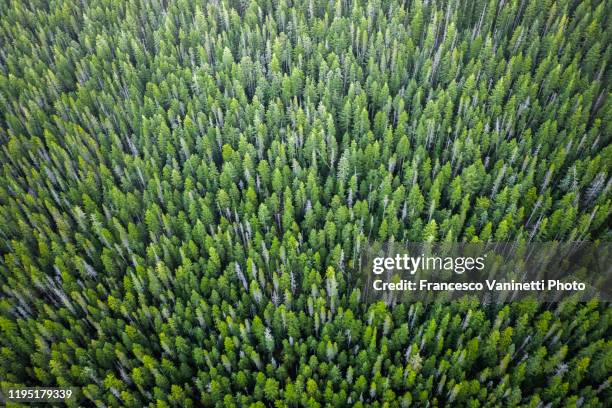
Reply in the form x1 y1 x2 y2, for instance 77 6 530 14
1 0 611 406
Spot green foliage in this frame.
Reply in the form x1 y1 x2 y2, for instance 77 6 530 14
0 0 611 406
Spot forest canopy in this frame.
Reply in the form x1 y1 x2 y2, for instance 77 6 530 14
0 0 611 406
